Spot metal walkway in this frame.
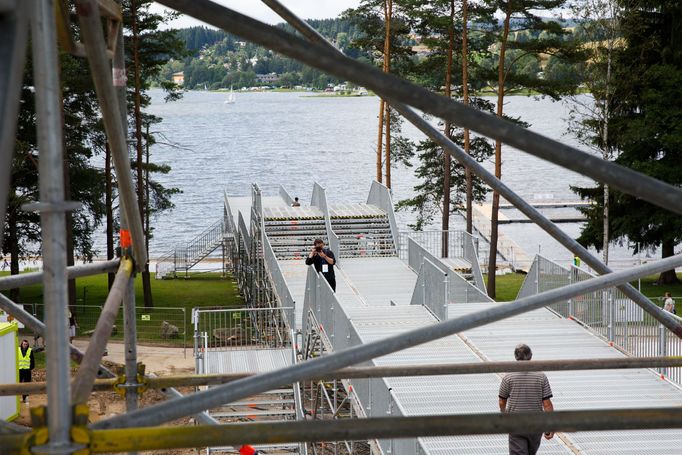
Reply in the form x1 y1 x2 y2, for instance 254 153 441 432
222 181 682 455
448 303 682 454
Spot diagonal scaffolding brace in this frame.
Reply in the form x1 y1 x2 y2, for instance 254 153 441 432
93 253 682 429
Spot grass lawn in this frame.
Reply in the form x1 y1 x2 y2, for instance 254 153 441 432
1 271 244 346
490 271 682 311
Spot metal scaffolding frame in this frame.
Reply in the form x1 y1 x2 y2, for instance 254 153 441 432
0 0 681 453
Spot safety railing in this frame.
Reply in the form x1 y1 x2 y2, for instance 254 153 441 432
407 237 492 306
262 233 296 331
192 306 293 355
410 257 449 321
518 254 682 386
463 232 486 292
26 303 187 352
367 180 399 251
279 184 295 206
302 265 355 353
311 182 340 263
398 230 486 293
289 329 309 455
398 230 468 260
185 218 224 267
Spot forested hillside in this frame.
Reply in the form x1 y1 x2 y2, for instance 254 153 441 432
161 19 368 90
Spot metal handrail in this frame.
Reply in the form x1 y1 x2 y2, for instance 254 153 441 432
263 232 296 331
520 254 682 386
410 256 449 321
279 184 295 206
311 182 340 262
367 180 399 252
407 237 492 304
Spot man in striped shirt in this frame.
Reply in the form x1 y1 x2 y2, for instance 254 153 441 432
498 344 554 455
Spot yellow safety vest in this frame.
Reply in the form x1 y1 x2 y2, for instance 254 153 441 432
18 347 31 370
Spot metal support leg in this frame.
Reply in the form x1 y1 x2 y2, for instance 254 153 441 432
124 278 138 410
0 0 29 254
123 276 139 455
30 0 72 449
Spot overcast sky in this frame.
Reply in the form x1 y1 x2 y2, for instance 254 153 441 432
152 1 362 29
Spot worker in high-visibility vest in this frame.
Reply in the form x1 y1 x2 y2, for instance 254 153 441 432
17 339 34 403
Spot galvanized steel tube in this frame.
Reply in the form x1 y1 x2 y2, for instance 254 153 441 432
30 0 72 445
154 0 682 214
0 259 120 290
93 254 682 429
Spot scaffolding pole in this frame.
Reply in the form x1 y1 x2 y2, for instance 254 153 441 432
0 293 115 377
0 259 120 290
93 254 682 429
71 258 133 403
393 103 682 337
154 0 682 215
74 0 147 269
30 0 73 449
5 408 682 453
3 353 682 395
255 0 682 339
0 0 29 254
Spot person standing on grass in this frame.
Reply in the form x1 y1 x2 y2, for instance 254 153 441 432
305 238 336 292
17 339 34 403
498 344 554 455
664 292 676 315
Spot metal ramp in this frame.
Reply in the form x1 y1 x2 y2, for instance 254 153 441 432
194 306 306 455
448 302 682 454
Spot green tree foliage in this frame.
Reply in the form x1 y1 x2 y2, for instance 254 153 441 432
573 0 682 284
4 51 106 301
167 19 366 90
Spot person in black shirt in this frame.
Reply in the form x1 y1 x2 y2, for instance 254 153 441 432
305 238 336 291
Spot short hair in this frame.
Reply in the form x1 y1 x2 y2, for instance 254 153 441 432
514 344 532 361
21 339 29 344
294 197 299 201
665 292 672 297
313 238 324 245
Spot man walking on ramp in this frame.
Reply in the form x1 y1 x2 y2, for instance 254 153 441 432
498 343 554 455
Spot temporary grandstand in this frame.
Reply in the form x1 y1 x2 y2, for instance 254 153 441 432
1 0 682 453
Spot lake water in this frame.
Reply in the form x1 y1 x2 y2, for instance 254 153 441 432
95 89 649 270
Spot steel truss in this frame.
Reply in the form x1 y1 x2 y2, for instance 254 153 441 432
0 0 681 453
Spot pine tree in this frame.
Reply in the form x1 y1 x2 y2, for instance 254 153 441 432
573 0 682 284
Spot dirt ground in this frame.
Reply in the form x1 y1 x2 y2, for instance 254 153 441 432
14 342 202 454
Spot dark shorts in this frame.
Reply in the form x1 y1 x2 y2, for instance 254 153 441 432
509 433 542 455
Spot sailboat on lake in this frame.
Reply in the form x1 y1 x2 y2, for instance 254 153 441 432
224 86 236 104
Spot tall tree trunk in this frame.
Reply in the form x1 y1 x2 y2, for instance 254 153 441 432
601 20 614 266
105 143 115 289
657 238 681 285
376 100 384 183
462 0 473 235
383 0 393 188
8 212 19 302
442 0 455 258
385 104 391 188
131 0 153 308
487 7 512 299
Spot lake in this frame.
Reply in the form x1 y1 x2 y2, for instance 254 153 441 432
98 89 647 270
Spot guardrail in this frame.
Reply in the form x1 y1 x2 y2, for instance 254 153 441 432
263 233 296 330
26 303 187 353
407 237 492 306
311 182 340 263
367 180 399 251
518 254 682 386
279 184 295 206
410 256 449 321
192 306 293 355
